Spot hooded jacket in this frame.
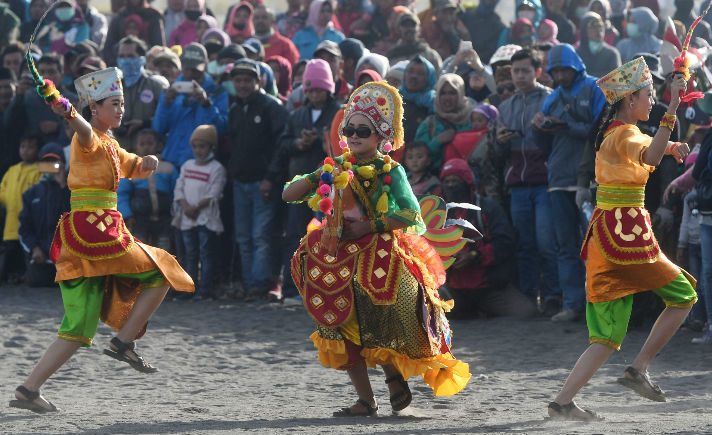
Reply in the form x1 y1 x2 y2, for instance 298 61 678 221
576 12 621 79
19 176 70 256
152 73 229 167
538 44 606 188
615 7 661 62
498 0 543 47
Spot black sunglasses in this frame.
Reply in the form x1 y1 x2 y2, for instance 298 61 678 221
342 126 374 138
497 83 515 94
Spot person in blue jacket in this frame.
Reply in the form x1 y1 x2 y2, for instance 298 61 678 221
18 143 71 287
292 0 345 61
533 43 606 322
152 43 228 168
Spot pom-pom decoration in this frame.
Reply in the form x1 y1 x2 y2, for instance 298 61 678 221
382 142 393 153
320 171 333 183
322 163 334 173
356 165 375 179
318 184 332 196
339 139 348 149
319 197 333 214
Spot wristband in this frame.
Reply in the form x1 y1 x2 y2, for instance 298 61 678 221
659 113 676 131
64 104 77 120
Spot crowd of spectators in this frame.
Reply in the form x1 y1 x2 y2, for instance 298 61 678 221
2 0 712 343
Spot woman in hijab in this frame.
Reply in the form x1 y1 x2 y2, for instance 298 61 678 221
587 0 620 45
401 55 437 144
266 55 293 101
354 68 382 87
293 0 345 61
509 17 536 47
576 11 620 78
224 1 254 44
415 73 474 169
168 0 206 47
537 18 560 44
201 28 231 61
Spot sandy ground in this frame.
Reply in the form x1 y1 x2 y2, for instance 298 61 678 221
1 284 711 435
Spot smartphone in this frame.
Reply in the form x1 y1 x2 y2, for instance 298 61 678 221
459 40 473 52
38 161 61 173
172 81 194 94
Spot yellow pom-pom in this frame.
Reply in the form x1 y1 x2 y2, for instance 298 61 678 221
382 163 391 173
334 172 349 189
342 152 351 159
308 194 321 211
376 191 389 214
322 163 334 173
343 162 352 170
357 165 374 178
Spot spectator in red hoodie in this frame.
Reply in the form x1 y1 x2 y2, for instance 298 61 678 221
253 5 300 66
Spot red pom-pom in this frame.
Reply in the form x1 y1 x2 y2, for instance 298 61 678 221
324 157 335 166
377 97 386 105
319 197 333 214
348 157 357 164
318 184 331 195
383 175 392 184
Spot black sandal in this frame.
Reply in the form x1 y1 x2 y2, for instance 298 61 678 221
103 337 158 374
547 401 602 421
333 398 378 417
9 386 59 414
617 366 666 402
385 374 412 412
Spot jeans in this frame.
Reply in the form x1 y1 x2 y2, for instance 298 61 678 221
233 180 276 291
548 190 586 312
281 203 316 298
509 185 560 305
698 225 712 326
181 225 217 297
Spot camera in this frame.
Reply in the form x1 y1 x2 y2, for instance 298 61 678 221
541 118 566 129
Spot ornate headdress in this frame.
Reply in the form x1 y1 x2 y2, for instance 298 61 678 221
340 81 404 151
596 57 652 105
75 67 124 109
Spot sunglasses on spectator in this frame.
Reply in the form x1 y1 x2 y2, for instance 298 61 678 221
342 126 375 138
497 83 515 94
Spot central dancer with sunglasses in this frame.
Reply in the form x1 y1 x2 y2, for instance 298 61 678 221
283 81 471 417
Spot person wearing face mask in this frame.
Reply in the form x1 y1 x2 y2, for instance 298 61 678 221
439 158 537 318
114 36 168 151
36 0 90 55
576 12 621 79
509 18 537 47
616 6 661 62
498 0 546 47
210 44 246 101
168 0 206 47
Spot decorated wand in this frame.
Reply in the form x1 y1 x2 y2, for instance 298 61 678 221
673 2 712 103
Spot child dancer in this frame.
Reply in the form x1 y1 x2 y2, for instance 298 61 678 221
9 67 194 413
547 58 696 420
283 81 470 417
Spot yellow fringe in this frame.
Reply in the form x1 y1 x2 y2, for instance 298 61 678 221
310 332 350 369
376 191 389 214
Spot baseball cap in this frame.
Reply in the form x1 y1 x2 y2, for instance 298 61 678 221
181 42 208 71
153 47 181 70
313 40 341 58
229 59 259 79
218 44 246 62
398 11 420 26
339 38 367 61
242 37 263 55
40 142 65 163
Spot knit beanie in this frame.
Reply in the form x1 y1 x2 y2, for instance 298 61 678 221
190 124 218 147
302 59 335 94
440 158 476 187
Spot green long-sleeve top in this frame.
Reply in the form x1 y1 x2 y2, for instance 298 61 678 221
284 154 426 235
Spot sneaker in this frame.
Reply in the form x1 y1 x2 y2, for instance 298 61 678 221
691 328 712 344
551 308 580 322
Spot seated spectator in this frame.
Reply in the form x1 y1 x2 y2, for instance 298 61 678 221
461 0 505 64
152 42 228 168
616 6 660 61
440 158 536 318
266 59 340 301
576 12 621 79
168 0 208 47
115 36 169 151
20 0 49 43
588 0 620 45
253 5 300 67
0 134 41 283
386 10 442 72
293 0 345 61
118 129 177 251
401 55 437 144
18 143 70 287
447 103 498 164
416 72 474 169
224 0 255 44
405 141 441 196
420 0 470 60
103 0 166 66
172 125 226 300
339 38 367 85
537 18 559 44
354 52 389 82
